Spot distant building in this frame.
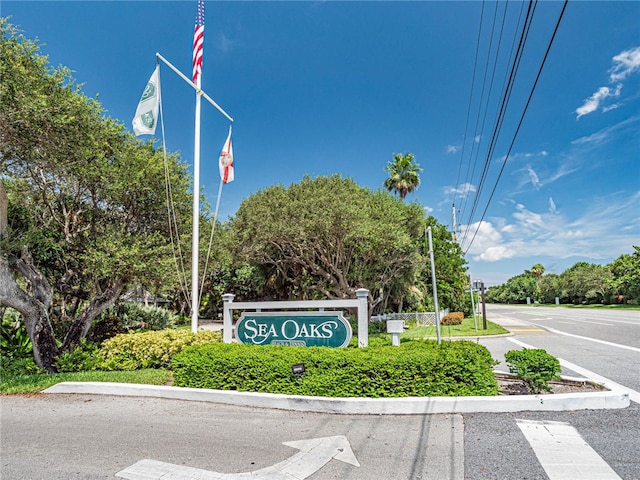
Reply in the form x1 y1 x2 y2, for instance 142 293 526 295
121 286 170 307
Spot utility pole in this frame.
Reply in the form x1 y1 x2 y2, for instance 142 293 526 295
474 280 487 330
468 275 477 331
480 281 487 330
451 202 458 243
427 226 441 345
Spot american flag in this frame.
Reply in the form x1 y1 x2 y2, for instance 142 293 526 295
192 0 205 84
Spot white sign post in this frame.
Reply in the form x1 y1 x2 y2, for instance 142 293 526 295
222 289 370 347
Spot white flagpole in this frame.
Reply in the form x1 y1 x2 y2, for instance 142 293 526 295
191 89 202 333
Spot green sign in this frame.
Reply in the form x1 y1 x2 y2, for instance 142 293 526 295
236 311 352 348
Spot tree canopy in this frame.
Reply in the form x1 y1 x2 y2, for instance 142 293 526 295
228 175 467 315
486 250 640 305
0 19 192 370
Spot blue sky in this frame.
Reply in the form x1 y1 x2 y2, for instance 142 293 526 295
3 1 639 286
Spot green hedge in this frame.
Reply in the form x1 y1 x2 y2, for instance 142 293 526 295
99 329 222 370
171 340 498 397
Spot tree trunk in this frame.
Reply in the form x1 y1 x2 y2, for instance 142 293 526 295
61 279 124 352
0 260 59 372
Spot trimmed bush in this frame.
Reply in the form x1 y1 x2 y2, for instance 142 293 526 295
440 312 464 326
171 340 498 397
100 329 221 370
504 348 561 393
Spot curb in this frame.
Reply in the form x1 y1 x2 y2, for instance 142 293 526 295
43 380 630 414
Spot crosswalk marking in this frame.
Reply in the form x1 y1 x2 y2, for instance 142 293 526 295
517 419 622 480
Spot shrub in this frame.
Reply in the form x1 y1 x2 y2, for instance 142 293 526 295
99 329 221 370
0 355 45 376
440 312 464 326
89 303 178 343
1 308 32 358
55 340 104 372
504 348 561 393
171 339 498 397
368 320 387 335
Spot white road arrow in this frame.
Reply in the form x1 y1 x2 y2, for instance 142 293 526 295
115 435 359 480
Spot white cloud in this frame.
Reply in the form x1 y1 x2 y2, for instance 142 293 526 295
513 203 545 230
475 246 516 262
423 205 434 214
571 115 639 146
462 192 640 266
602 103 621 113
447 145 459 154
474 136 481 143
576 85 621 119
216 32 236 53
576 45 640 119
609 46 640 82
461 221 511 260
527 166 541 189
444 182 476 197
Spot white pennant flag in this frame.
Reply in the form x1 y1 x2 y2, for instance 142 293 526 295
219 126 234 184
132 66 160 136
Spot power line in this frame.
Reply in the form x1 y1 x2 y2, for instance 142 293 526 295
458 0 515 226
453 0 486 207
463 0 569 254
460 0 537 248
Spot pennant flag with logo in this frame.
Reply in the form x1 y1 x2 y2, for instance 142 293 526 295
219 126 234 184
132 65 160 136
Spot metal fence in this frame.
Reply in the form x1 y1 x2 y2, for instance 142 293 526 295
371 310 450 326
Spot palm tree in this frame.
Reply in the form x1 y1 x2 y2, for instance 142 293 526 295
384 152 422 199
530 264 545 278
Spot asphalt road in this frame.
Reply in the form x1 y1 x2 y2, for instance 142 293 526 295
1 305 639 480
479 304 640 397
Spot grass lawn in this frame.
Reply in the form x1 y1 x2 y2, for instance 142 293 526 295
0 368 172 394
401 316 509 340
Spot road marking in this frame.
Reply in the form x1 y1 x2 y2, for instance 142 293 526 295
526 323 640 353
507 337 640 404
581 320 614 326
115 435 359 480
517 420 622 480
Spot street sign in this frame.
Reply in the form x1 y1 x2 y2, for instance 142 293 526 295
236 311 352 348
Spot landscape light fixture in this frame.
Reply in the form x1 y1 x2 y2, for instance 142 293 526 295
292 363 306 376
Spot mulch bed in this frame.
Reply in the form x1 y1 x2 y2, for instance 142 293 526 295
495 372 608 396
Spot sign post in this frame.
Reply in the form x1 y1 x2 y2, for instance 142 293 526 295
221 290 370 347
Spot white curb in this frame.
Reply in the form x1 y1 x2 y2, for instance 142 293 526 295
43 381 629 414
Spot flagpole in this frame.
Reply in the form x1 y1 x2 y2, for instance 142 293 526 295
191 89 202 333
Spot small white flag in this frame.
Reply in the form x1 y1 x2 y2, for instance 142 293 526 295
219 126 234 184
132 66 160 136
